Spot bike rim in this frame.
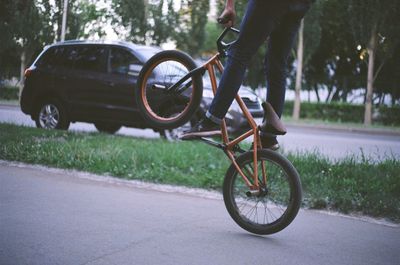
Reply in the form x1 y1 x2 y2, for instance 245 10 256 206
141 58 196 123
231 158 292 226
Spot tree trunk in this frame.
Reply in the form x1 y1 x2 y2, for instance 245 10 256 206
314 84 320 102
61 0 68 41
326 85 332 103
19 49 27 90
331 87 340 101
341 77 348 102
292 19 304 121
364 26 377 125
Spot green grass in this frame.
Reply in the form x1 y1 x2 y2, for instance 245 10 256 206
0 123 399 222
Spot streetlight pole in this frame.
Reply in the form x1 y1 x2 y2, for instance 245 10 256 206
61 0 68 41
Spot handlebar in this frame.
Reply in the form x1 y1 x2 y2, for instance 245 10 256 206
217 27 240 58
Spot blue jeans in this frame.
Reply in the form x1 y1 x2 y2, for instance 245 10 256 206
206 0 311 124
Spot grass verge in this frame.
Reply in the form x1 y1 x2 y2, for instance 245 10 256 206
0 123 399 222
282 116 400 134
0 99 19 106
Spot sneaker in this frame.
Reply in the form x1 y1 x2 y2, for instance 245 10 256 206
180 118 221 140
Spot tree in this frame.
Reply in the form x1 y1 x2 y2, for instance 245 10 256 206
374 44 400 105
292 1 322 120
112 0 180 46
348 0 400 124
71 0 110 39
199 21 221 56
292 20 304 121
9 0 54 87
149 0 180 46
174 0 210 57
112 0 149 44
305 0 365 104
0 1 20 79
0 0 113 83
52 0 109 41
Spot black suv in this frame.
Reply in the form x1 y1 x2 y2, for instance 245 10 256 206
21 41 263 135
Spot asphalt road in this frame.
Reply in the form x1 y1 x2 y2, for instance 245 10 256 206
1 163 399 265
1 104 400 160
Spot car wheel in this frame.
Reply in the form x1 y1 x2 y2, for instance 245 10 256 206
35 99 70 130
94 123 122 134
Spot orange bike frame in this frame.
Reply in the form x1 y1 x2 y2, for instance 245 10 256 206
203 54 266 190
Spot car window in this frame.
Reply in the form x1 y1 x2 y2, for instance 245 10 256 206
76 46 107 72
61 45 107 72
36 46 66 68
110 47 141 75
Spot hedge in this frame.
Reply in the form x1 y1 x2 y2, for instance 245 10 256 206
0 85 19 100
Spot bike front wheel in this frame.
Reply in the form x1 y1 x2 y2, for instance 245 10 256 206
136 50 203 130
223 149 302 235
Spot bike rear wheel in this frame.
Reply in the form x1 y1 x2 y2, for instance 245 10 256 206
136 50 203 130
223 149 302 235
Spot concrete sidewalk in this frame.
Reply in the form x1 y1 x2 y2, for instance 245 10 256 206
1 161 399 265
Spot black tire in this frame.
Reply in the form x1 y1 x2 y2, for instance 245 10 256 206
136 50 203 130
94 123 121 134
223 149 302 235
35 98 70 130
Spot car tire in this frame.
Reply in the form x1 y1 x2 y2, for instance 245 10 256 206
35 98 70 130
94 123 122 134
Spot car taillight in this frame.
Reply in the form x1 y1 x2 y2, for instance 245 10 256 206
24 68 34 77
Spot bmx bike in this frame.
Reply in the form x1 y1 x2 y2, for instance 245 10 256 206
135 27 302 235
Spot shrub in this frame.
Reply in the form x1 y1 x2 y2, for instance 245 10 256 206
377 105 400 126
283 101 400 126
0 85 19 100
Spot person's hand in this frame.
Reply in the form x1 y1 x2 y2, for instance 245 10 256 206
218 7 236 27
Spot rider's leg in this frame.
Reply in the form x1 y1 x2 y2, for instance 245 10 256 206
265 1 311 118
260 1 311 147
182 0 289 139
205 0 288 124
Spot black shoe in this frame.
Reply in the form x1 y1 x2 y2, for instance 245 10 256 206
180 118 221 140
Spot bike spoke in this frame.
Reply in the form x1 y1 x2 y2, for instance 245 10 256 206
232 157 292 226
